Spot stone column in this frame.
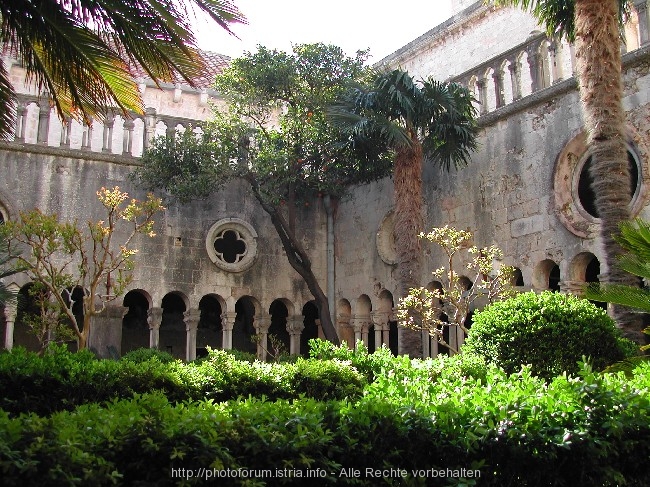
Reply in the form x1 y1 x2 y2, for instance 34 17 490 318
88 305 127 358
549 38 564 83
148 307 163 349
492 68 505 109
3 297 17 350
37 100 50 145
102 113 114 153
337 313 353 348
122 119 135 156
526 45 542 93
287 315 304 355
60 116 72 147
476 77 488 115
15 103 27 142
81 118 93 150
143 107 157 151
350 315 370 349
253 314 271 361
184 309 199 362
370 311 389 351
221 311 237 350
166 124 177 140
507 58 522 102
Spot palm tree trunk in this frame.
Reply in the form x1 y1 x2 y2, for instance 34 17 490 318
575 0 642 341
394 140 424 357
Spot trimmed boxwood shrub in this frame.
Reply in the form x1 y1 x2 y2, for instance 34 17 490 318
0 346 365 415
121 348 176 364
463 291 636 380
0 361 648 486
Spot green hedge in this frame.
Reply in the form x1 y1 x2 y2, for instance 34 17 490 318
463 291 636 380
0 361 648 486
0 346 365 416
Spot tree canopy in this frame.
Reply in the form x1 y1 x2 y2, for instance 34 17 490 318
134 43 394 344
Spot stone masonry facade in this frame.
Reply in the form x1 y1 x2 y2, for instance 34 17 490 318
2 1 650 358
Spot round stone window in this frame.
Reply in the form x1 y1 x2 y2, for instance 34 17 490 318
376 210 397 265
206 218 257 272
553 131 648 238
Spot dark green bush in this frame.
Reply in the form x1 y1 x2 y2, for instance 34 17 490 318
0 361 648 486
0 346 365 415
463 291 635 379
121 347 176 364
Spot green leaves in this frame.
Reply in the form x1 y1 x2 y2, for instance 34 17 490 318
463 291 635 380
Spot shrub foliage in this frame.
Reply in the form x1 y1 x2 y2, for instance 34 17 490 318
463 291 635 379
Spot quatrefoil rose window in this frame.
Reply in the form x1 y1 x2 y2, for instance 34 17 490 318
206 219 257 272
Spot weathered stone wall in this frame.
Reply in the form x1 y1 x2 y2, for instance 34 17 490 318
380 3 541 81
0 144 327 356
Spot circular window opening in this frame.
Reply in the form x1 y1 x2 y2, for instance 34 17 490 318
206 219 257 272
214 229 247 264
577 150 640 219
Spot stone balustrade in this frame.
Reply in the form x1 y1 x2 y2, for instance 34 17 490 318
9 94 207 159
451 0 650 120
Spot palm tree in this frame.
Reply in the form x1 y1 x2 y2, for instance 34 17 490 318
330 69 478 357
0 0 245 139
494 0 641 341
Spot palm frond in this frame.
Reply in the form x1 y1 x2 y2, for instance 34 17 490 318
0 64 17 139
585 282 650 313
0 0 245 133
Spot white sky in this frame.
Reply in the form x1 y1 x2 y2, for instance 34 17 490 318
194 0 453 63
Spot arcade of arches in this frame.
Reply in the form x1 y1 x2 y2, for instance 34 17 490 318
1 250 609 360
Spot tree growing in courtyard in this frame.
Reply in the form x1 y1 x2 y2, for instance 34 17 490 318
493 1 642 342
0 0 246 139
1 187 164 350
396 226 516 355
329 69 479 356
133 43 393 345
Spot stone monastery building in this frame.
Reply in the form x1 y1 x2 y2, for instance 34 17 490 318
2 0 650 359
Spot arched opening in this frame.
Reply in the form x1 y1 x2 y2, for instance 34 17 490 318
300 301 319 356
533 259 561 291
121 290 150 354
511 267 525 287
197 294 223 358
13 283 42 352
269 299 290 356
232 296 256 354
160 292 187 359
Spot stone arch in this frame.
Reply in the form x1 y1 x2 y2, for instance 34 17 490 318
160 291 188 358
569 252 600 283
457 275 473 291
197 293 225 357
352 295 372 350
517 49 533 98
511 267 525 287
121 289 151 355
300 301 320 356
232 295 258 354
533 259 561 291
268 298 291 354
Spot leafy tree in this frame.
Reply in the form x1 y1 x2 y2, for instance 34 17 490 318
396 226 515 354
133 44 393 345
492 1 641 341
329 69 478 356
0 0 246 139
1 187 164 350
